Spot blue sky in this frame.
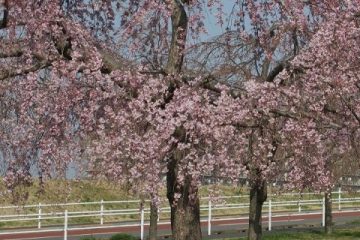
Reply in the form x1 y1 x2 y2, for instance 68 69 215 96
202 1 237 39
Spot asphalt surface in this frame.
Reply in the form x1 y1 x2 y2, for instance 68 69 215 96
1 210 360 240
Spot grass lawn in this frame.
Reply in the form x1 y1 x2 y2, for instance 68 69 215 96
262 230 360 240
78 226 360 240
222 226 360 240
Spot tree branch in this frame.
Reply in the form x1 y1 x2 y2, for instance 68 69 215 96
0 60 51 81
0 41 24 58
266 62 287 82
165 0 188 75
270 109 343 129
0 0 8 29
340 96 360 125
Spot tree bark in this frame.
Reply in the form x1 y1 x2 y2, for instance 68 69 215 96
166 156 202 240
165 0 187 75
0 0 8 29
325 190 333 234
248 180 267 240
148 201 158 240
164 1 201 239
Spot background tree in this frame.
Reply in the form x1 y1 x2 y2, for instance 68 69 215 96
185 1 357 239
273 3 360 234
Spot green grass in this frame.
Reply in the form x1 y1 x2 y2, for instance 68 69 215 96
262 231 360 240
78 228 360 240
79 236 98 240
222 227 360 240
109 233 138 240
266 230 360 239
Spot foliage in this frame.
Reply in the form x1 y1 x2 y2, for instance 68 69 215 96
79 236 97 240
109 233 138 240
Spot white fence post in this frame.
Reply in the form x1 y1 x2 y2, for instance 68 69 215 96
38 203 42 229
64 210 68 240
157 206 160 222
100 199 104 225
298 201 301 213
338 187 341 211
268 199 272 231
140 204 144 240
208 199 212 236
322 197 325 227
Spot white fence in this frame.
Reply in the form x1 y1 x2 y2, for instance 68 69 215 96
0 189 360 240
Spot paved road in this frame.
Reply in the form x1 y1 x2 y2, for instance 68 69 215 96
1 210 360 240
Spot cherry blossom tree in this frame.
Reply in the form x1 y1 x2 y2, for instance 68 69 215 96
0 1 228 239
276 4 360 233
185 1 356 238
1 1 359 240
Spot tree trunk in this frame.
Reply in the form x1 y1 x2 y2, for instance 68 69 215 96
325 190 333 234
164 1 201 239
248 180 267 240
165 0 188 75
148 201 158 240
166 157 202 240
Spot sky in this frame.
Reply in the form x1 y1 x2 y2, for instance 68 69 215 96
202 1 237 40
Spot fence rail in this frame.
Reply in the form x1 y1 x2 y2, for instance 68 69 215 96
0 188 359 240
